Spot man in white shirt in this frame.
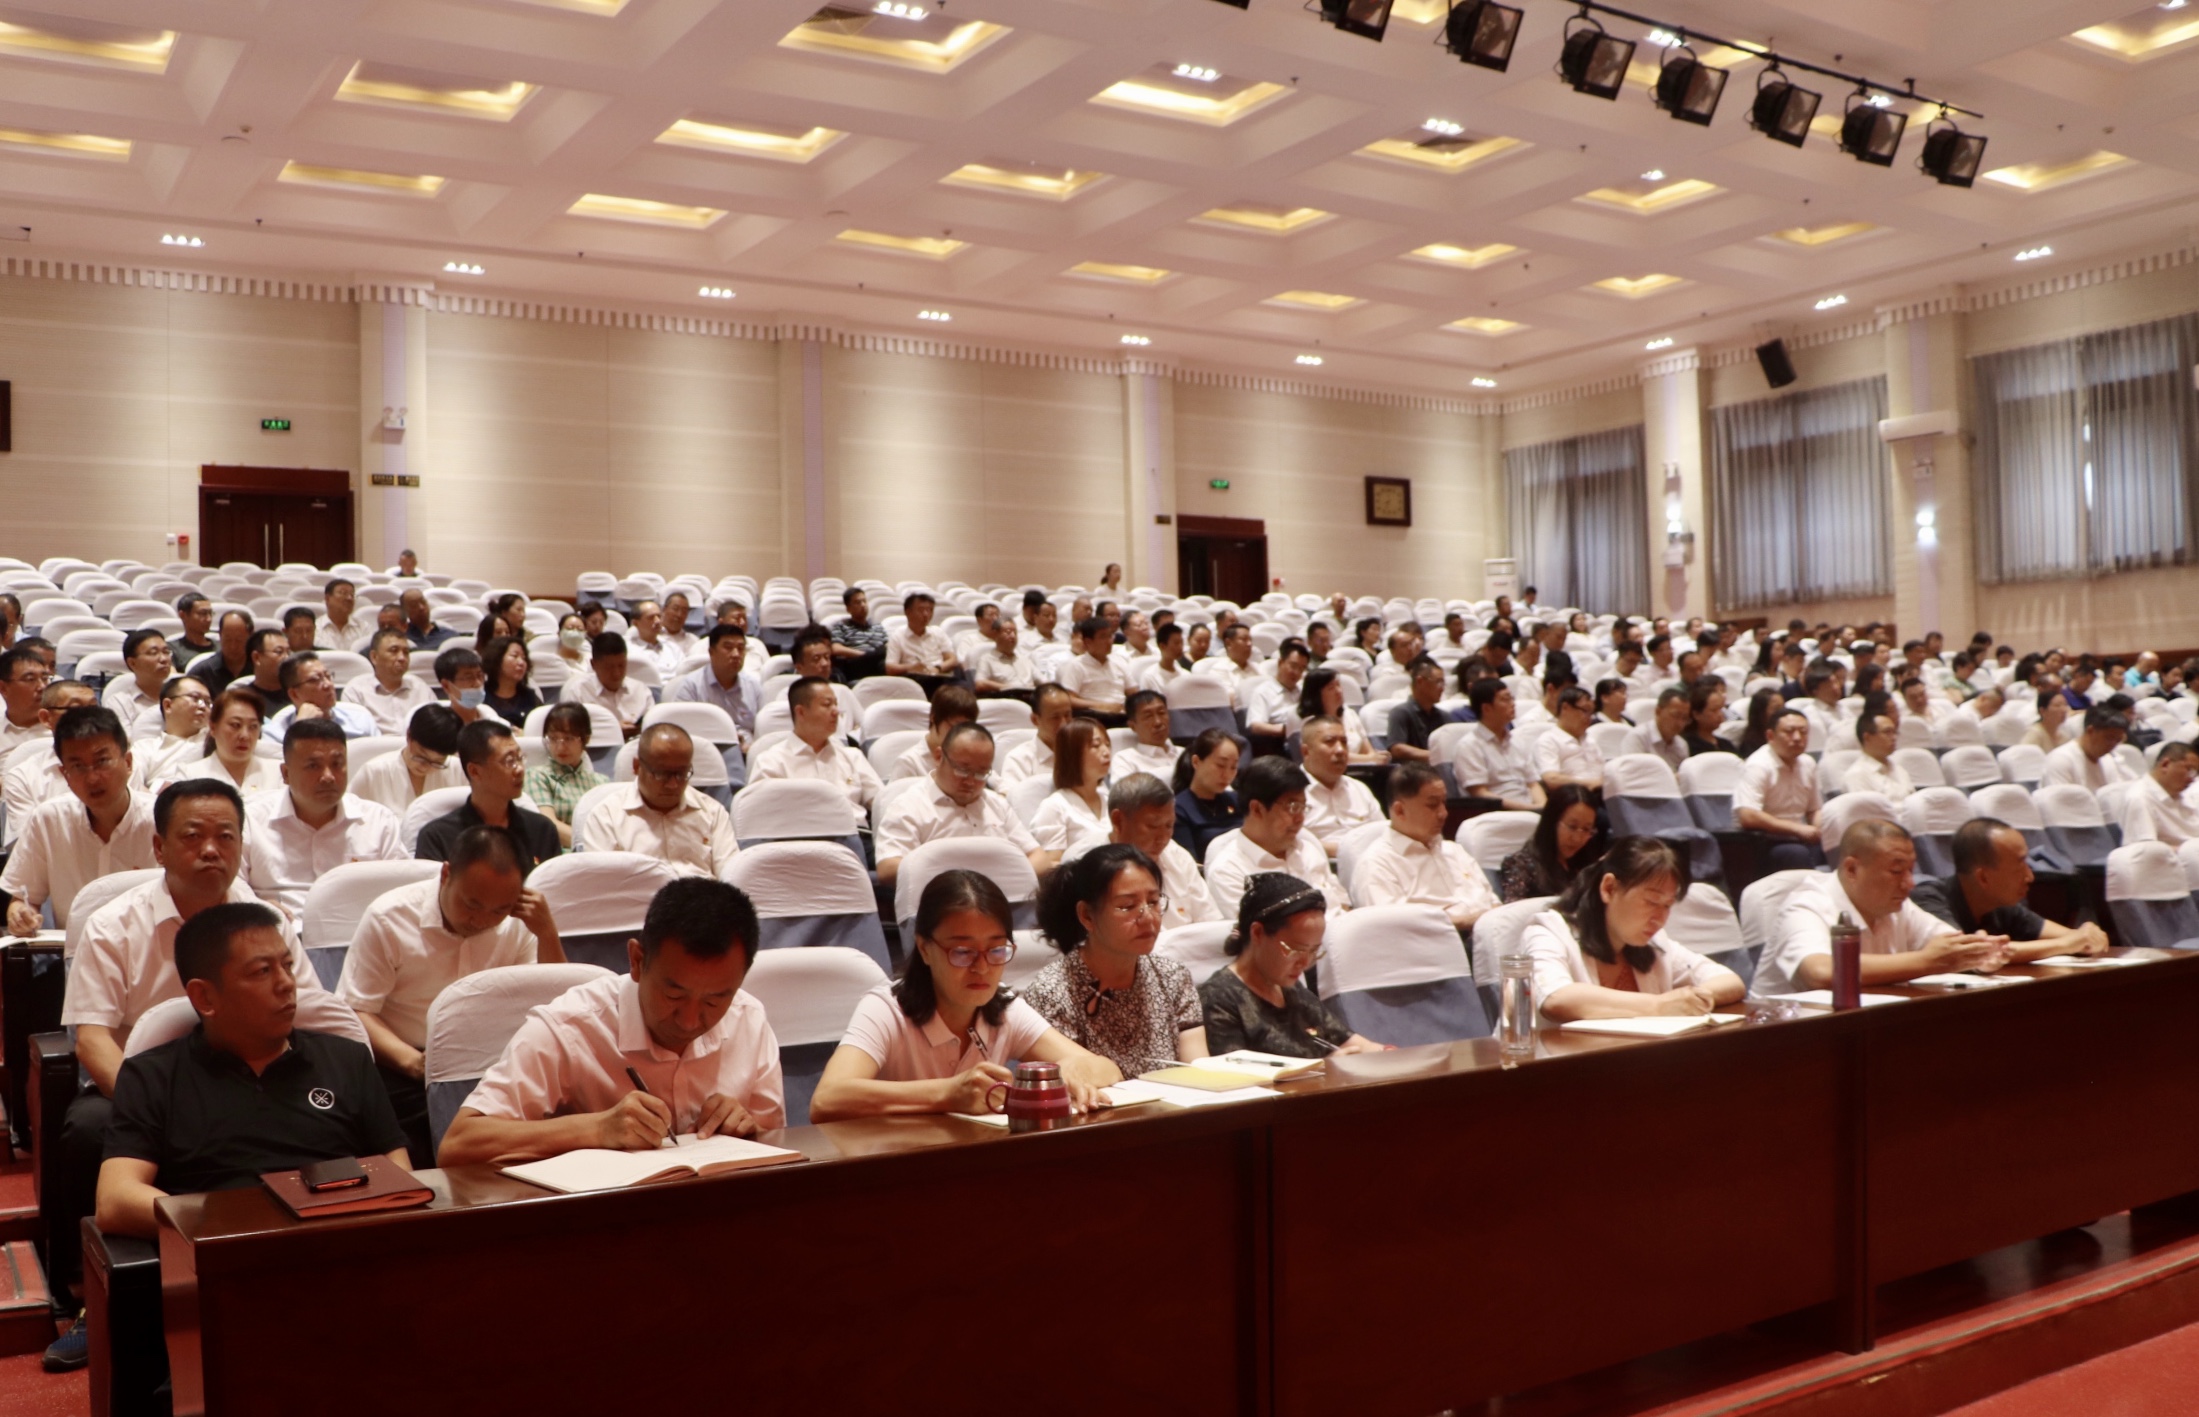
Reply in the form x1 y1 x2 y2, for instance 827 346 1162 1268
873 723 1044 884
0 645 54 760
972 616 1036 695
340 628 437 735
1900 675 1956 729
314 578 375 656
576 723 740 880
666 623 760 745
100 630 173 725
746 677 882 811
1243 640 1309 743
1756 819 2010 996
1350 761 1497 929
1456 678 1542 812
1115 690 1182 783
349 703 465 815
242 717 406 916
1000 684 1074 786
1636 635 1676 691
624 600 687 682
886 592 958 685
1121 610 1154 661
1202 757 1347 918
1014 591 1058 651
2 706 154 934
658 591 699 664
1213 625 1267 709
1533 685 1604 792
1059 616 1134 716
1735 708 1824 869
2117 741 2199 847
1299 716 1381 855
890 686 978 783
1844 710 1914 801
564 634 653 736
339 825 564 1164
1062 773 1220 930
2041 708 2135 792
262 652 378 745
1795 663 1848 742
1137 623 1193 695
3 678 94 846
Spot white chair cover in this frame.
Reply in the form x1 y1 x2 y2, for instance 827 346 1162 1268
529 852 678 936
424 963 614 1087
1335 820 1391 904
742 947 890 1047
1164 675 1233 711
861 700 932 740
1900 786 1975 839
727 841 877 919
1968 783 2045 831
402 786 472 852
1677 752 1746 797
123 996 201 1057
346 735 405 772
731 779 860 842
1008 775 1056 828
866 729 924 780
1995 744 2046 784
567 782 624 846
1819 792 1897 855
2107 842 2190 902
1468 895 1554 989
64 868 163 958
1319 905 1469 998
300 859 443 948
1938 714 1986 749
1603 753 1682 800
1816 750 1861 799
1664 883 1744 955
2037 783 2108 828
893 836 1042 923
642 700 741 745
1939 745 2002 791
852 677 927 713
2178 839 2199 895
1588 721 1638 759
1154 920 1234 987
1892 748 1946 788
1738 870 1820 950
1461 811 1539 871
976 698 1033 735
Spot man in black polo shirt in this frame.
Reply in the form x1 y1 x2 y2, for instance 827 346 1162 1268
1385 656 1450 764
1908 818 2110 961
415 719 562 874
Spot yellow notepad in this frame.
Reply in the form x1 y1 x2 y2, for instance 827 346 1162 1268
1137 1065 1267 1092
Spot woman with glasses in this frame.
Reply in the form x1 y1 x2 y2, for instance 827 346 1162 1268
810 870 1121 1121
1022 842 1207 1076
1200 872 1385 1059
1520 835 1743 1023
480 635 540 723
1031 718 1111 870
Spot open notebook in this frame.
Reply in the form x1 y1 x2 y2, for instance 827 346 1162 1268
1559 1014 1744 1038
503 1133 804 1194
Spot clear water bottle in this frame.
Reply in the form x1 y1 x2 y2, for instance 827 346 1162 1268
1498 954 1535 1065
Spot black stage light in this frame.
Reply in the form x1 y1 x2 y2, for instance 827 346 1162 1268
1749 68 1821 147
1443 0 1522 71
1558 16 1635 100
1654 46 1727 125
1207 0 1251 9
1317 0 1394 40
1919 119 1988 187
1839 96 1907 166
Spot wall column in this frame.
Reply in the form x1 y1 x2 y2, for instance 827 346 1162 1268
1639 350 1707 617
1121 360 1176 594
1879 298 1975 641
776 336 837 583
355 288 428 572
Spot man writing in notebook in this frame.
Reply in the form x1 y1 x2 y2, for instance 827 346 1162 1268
438 877 785 1166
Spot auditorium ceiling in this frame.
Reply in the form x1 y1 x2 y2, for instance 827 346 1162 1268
0 0 2193 398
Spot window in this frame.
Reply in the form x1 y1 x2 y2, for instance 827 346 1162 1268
1708 377 1889 609
1503 425 1647 612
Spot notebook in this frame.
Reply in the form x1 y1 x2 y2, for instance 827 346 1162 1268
502 1133 804 1194
1559 1013 1744 1038
1200 1050 1328 1081
261 1154 434 1221
1766 991 1908 1009
2032 954 2148 968
1136 1065 1269 1092
1910 973 2033 989
1102 1079 1281 1110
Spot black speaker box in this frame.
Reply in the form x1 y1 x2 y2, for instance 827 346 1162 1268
1755 339 1797 389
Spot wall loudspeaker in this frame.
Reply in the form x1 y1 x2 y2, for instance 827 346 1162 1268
1755 340 1798 390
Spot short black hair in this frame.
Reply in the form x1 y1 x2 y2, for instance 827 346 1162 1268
640 877 759 966
54 704 128 756
1467 677 1507 713
788 676 835 712
247 628 287 660
2085 707 2130 735
449 824 524 876
590 632 628 660
902 591 935 613
175 901 286 989
841 586 866 607
277 652 322 693
282 606 316 628
1391 760 1445 800
123 627 167 662
1951 817 2022 877
369 627 409 656
155 776 245 836
541 701 590 742
456 718 514 770
407 703 463 754
1124 688 1163 719
706 622 745 649
282 715 349 755
434 646 482 683
1022 589 1047 609
324 578 354 597
1236 755 1308 810
1032 682 1072 712
1037 842 1160 952
1076 615 1108 643
0 645 43 680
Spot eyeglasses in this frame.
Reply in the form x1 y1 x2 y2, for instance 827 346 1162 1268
639 763 693 784
1107 897 1168 919
403 749 448 772
932 940 1016 969
62 755 123 779
492 752 527 771
1277 940 1327 961
941 760 989 782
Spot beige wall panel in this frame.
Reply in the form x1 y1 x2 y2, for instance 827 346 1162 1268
1976 571 2199 656
831 348 990 586
977 364 1126 589
1967 265 2199 357
1499 385 1641 450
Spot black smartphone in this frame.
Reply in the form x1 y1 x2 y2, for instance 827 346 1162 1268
300 1157 369 1192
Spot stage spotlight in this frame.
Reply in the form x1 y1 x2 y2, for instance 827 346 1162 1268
1317 0 1394 41
1557 16 1635 100
1442 0 1522 71
1207 0 1251 9
1748 67 1820 147
1653 46 1727 125
1919 118 1988 187
1838 94 1907 166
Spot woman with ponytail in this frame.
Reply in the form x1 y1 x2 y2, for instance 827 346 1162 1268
1518 836 1743 1023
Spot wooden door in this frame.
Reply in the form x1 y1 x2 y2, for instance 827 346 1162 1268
1176 515 1269 604
197 467 355 569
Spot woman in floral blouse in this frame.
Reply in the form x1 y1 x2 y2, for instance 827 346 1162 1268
1021 843 1206 1077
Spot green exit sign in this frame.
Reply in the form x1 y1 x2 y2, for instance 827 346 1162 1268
261 418 291 432
1209 478 1230 490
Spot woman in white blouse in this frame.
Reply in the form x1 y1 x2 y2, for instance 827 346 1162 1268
1032 717 1112 869
1520 836 1744 1022
1297 670 1381 764
809 870 1120 1120
177 686 281 797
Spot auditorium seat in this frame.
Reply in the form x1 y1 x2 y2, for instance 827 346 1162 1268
741 946 888 1127
1319 905 1489 1045
422 963 615 1154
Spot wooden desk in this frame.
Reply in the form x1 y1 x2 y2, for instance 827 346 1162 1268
156 952 2199 1417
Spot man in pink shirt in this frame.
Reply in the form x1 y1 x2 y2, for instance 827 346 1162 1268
438 878 784 1165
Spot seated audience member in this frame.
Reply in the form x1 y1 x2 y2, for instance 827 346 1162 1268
1682 680 1735 757
564 634 652 737
1757 820 2013 996
623 600 685 682
95 900 408 1243
224 628 291 720
281 606 319 655
1000 683 1074 785
1022 844 1206 1076
1844 710 1914 800
890 685 979 782
432 645 500 730
263 652 376 744
1172 728 1243 864
521 702 606 846
352 704 466 816
1137 622 1191 694
101 630 174 724
1033 718 1113 867
886 591 958 688
1735 708 1825 870
1298 669 1381 763
340 826 564 1162
791 622 840 683
480 635 541 723
1500 783 1606 903
576 724 738 878
712 598 749 632
1211 625 1265 708
177 686 282 797
439 878 785 1165
1738 687 1786 757
2118 742 2199 847
1795 662 1848 739
810 870 1121 1121
4 679 95 844
1061 616 1134 716
169 592 217 667
873 723 1044 884
1908 818 2111 959
1299 715 1381 855
1115 690 1181 782
135 676 214 792
342 628 437 735
185 613 255 697
1242 640 1310 743
416 720 562 874
1386 656 1450 764
747 677 882 810
1594 677 1630 726
972 615 1036 695
1535 685 1605 791
1204 757 1347 918
1068 772 1220 930
657 591 698 662
1200 872 1386 1058
0 645 54 757
2 706 154 934
2022 684 2072 752
667 624 758 743
1631 687 1691 774
2041 707 2136 792
315 578 374 654
1522 836 1744 1021
1350 761 1497 931
1017 592 1060 650
1457 677 1542 812
400 589 455 650
829 587 890 682
243 718 406 915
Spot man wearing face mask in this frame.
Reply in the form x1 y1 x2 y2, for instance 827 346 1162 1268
435 645 505 729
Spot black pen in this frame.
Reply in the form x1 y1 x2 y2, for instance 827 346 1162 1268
625 1066 674 1146
1305 1031 1340 1054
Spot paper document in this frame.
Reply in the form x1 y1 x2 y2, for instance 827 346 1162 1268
1199 1050 1327 1080
503 1133 802 1194
1559 1013 1743 1038
2032 954 2148 968
950 1112 1010 1129
1910 973 2033 989
1101 1079 1281 1110
1768 991 1908 1009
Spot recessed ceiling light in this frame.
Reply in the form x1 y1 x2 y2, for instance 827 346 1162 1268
873 0 928 16
1173 63 1219 82
1645 336 1674 350
1195 203 1333 234
777 8 1007 72
656 119 845 164
0 128 132 161
1815 294 1849 310
1265 290 1362 311
1067 260 1173 284
161 233 203 248
1120 334 1151 346
335 63 536 121
941 162 1107 200
1295 354 1324 366
1445 316 1526 335
698 286 736 298
837 228 967 258
1422 117 1464 137
567 193 724 227
2014 245 2053 261
1470 377 1498 388
1979 151 2124 192
1591 273 1685 298
1409 242 1518 270
442 261 483 275
918 309 952 321
1358 128 1524 173
1094 66 1291 125
1640 168 1665 181
278 162 447 196
0 19 175 71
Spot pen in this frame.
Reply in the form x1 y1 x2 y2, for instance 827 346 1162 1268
625 1067 674 1145
1305 1031 1339 1053
968 1026 990 1061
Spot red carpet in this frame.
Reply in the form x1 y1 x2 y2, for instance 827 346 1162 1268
1943 1320 2199 1416
0 1125 81 1417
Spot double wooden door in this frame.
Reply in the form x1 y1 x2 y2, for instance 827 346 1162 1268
197 466 354 568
